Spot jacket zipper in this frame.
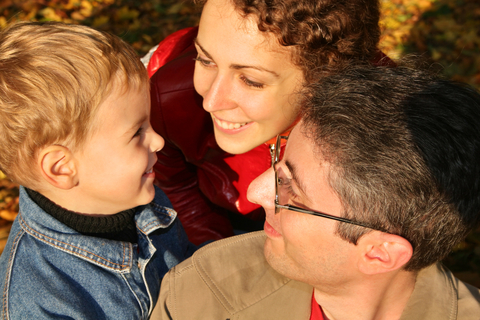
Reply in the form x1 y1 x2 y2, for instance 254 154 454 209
269 143 275 167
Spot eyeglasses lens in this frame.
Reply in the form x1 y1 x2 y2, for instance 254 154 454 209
274 135 288 213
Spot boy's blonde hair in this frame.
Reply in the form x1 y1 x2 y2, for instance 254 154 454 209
0 21 149 188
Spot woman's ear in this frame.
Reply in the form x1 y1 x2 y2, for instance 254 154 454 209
357 232 413 275
38 145 78 190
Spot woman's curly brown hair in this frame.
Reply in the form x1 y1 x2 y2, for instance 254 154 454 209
197 0 381 83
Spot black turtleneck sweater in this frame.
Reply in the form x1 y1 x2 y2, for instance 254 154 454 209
26 188 138 243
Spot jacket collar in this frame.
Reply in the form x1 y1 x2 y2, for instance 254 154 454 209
191 231 465 319
192 231 312 314
18 186 176 272
400 263 458 320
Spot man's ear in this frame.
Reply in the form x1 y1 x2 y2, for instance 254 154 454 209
357 232 413 275
38 145 78 190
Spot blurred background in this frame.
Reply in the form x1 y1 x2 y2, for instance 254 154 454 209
0 0 479 285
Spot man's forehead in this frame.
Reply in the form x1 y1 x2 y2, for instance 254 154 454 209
285 124 340 206
284 125 318 201
283 159 309 200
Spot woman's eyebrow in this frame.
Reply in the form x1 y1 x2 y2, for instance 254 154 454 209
194 38 214 60
194 38 279 77
231 63 280 77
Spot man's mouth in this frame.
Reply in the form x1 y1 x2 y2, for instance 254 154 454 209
264 220 282 237
212 115 250 130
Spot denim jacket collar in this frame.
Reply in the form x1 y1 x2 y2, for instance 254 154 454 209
18 186 177 273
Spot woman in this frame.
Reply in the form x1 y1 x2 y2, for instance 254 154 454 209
147 0 390 245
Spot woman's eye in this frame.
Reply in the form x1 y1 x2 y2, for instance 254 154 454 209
240 75 265 89
194 56 215 68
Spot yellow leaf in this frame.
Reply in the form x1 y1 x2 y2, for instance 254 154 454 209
383 17 402 30
92 15 110 27
80 0 94 18
64 0 79 11
128 18 141 31
0 210 16 222
142 34 153 43
433 18 457 32
167 3 184 14
116 6 139 20
39 8 62 21
71 12 86 21
416 0 434 11
431 49 442 61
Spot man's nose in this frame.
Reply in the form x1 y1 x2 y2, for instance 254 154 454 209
247 167 276 212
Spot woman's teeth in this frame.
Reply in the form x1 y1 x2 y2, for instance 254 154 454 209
145 168 153 174
214 117 249 130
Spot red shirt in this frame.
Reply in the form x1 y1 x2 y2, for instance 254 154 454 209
310 292 325 320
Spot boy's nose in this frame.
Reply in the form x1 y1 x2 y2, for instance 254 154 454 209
152 130 165 153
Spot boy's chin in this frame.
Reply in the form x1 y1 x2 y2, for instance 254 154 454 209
139 185 156 205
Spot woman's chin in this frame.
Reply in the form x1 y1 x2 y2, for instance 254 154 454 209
213 125 265 155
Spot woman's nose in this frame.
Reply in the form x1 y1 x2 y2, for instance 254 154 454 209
202 74 237 113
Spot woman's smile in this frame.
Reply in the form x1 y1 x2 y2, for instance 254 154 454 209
211 114 252 131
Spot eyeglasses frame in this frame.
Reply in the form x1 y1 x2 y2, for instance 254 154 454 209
272 135 386 232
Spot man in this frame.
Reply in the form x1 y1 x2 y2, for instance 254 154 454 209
152 63 480 320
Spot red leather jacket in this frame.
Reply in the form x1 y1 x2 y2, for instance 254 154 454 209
148 27 393 245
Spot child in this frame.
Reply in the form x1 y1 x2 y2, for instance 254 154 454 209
0 21 195 319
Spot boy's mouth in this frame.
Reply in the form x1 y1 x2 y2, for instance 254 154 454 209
144 168 153 175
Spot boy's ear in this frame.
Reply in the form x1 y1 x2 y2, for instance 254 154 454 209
357 232 413 275
38 145 78 190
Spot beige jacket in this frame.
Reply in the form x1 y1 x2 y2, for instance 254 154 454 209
153 231 480 320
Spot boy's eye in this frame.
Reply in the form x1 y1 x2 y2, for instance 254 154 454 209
133 127 144 138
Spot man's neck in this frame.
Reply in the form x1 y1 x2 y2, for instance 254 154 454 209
314 270 417 320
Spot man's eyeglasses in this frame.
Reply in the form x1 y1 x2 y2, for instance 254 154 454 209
272 135 386 232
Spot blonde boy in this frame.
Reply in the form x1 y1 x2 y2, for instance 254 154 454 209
0 22 194 319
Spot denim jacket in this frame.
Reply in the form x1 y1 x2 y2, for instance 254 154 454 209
0 186 195 320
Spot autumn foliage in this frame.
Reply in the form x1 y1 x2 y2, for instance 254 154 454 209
0 0 201 55
1 0 478 87
379 0 480 89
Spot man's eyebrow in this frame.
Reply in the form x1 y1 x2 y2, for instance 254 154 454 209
194 38 280 78
285 159 310 201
